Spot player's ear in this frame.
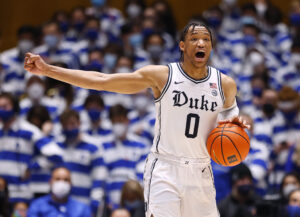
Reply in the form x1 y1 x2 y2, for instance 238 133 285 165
179 41 185 52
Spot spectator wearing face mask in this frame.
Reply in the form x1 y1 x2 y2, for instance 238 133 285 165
71 49 104 109
103 104 149 210
275 40 300 92
218 0 241 33
26 105 57 198
101 44 123 74
80 94 113 145
11 202 28 217
124 0 146 21
86 0 125 40
141 6 176 53
65 7 86 43
279 173 300 205
134 32 169 69
0 25 36 95
27 167 91 217
0 177 9 217
33 21 79 69
57 109 107 215
0 92 63 203
20 76 66 127
277 87 300 143
251 89 287 190
264 6 292 66
73 16 109 67
218 163 261 217
286 188 300 217
120 180 145 217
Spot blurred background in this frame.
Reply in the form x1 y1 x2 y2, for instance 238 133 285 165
0 0 299 217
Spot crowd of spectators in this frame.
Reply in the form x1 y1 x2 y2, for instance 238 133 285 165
0 0 299 216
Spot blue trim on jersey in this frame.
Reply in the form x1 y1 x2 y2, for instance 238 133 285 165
155 101 161 153
154 63 173 102
147 158 158 205
177 62 211 83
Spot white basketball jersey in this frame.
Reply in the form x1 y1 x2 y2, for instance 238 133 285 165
151 62 225 158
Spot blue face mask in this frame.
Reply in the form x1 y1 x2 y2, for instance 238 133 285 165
283 111 298 121
241 16 256 26
290 13 300 26
287 205 300 217
142 28 155 38
103 54 117 69
44 35 59 48
91 0 106 7
63 128 79 140
59 21 69 33
129 33 143 48
85 60 103 72
0 108 14 122
85 28 99 41
124 200 143 211
237 184 253 197
207 17 222 29
87 109 101 121
74 21 85 32
244 35 256 46
252 87 262 97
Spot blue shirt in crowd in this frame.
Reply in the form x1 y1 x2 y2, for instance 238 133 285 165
27 194 91 217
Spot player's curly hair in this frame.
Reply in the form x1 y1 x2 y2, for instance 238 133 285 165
179 22 213 61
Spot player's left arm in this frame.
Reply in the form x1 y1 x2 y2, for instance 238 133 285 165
218 73 250 129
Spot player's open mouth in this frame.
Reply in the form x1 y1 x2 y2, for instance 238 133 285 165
195 51 205 60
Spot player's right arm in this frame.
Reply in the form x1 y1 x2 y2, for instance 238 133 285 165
24 52 168 98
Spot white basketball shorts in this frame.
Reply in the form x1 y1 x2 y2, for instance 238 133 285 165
143 152 220 217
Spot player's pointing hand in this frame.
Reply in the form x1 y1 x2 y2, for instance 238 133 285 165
24 52 49 76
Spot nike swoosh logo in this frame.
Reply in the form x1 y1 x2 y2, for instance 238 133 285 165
174 81 184 84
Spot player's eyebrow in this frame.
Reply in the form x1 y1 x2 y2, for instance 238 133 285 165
190 31 210 36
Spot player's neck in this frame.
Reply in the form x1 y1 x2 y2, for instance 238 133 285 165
180 61 208 80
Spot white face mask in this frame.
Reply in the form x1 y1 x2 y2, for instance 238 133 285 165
112 123 127 139
18 39 34 54
127 4 142 18
283 184 298 198
51 180 71 199
27 83 45 100
116 66 131 74
222 0 236 5
249 52 264 66
255 2 267 16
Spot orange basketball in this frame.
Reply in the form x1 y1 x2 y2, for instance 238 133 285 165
206 123 250 167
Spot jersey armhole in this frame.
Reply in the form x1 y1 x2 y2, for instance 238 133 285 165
154 64 173 103
217 70 225 105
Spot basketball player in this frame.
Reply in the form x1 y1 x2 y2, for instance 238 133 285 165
24 22 249 217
